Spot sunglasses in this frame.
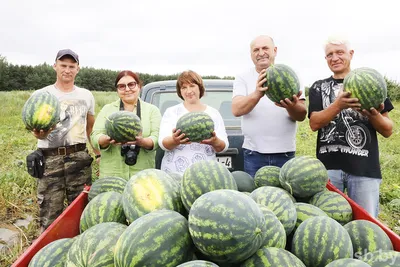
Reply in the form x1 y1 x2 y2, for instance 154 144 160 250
116 81 137 91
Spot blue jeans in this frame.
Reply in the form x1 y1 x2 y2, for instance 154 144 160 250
243 149 295 178
328 170 381 218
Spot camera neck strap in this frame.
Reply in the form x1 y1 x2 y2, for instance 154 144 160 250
119 99 141 119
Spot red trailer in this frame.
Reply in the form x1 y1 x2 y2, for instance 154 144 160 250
12 183 400 267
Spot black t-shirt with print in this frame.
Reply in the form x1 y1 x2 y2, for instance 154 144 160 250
308 76 394 179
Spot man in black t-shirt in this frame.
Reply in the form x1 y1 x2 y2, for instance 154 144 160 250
308 36 394 218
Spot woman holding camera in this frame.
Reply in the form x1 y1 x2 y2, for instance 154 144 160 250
91 70 161 180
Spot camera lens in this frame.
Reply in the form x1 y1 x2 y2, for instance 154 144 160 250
124 150 138 166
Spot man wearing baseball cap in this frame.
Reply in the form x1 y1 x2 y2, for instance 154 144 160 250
30 48 99 232
55 49 80 63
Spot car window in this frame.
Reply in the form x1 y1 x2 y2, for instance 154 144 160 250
150 89 241 128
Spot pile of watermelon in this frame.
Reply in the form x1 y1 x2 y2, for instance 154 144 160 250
28 156 400 267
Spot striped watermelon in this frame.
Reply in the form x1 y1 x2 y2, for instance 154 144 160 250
309 191 353 225
22 91 60 131
176 111 214 142
28 238 75 267
80 191 126 232
294 202 328 229
325 259 371 267
279 156 328 198
344 219 393 257
188 190 266 264
88 176 127 201
250 186 297 235
168 172 183 186
181 160 237 211
231 171 256 192
291 216 353 267
176 260 219 267
263 64 300 103
254 166 281 188
114 209 193 267
105 110 142 143
343 67 387 110
257 204 287 248
65 222 127 267
241 247 305 267
360 250 400 266
122 169 183 223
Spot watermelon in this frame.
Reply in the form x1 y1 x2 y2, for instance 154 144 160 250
80 191 126 232
176 111 214 142
188 189 266 264
257 204 286 248
231 171 256 192
241 247 306 267
279 156 328 198
122 168 183 223
105 110 142 143
388 198 400 212
309 190 353 225
344 219 393 257
181 160 237 211
291 216 353 267
294 202 328 229
65 222 127 267
22 91 60 131
250 186 297 235
28 238 75 267
325 258 371 267
168 172 183 185
263 64 300 103
254 166 281 188
114 209 193 267
176 260 219 267
360 250 400 266
343 67 387 110
88 176 127 201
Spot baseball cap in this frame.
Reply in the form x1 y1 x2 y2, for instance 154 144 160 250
55 49 79 64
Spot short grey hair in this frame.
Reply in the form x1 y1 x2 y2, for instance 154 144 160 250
324 34 352 51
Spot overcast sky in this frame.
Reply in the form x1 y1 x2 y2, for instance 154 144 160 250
1 0 399 87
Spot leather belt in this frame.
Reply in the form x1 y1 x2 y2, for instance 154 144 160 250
41 143 87 157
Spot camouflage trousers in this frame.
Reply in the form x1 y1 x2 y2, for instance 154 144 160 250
37 150 93 229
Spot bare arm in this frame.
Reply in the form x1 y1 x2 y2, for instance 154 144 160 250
309 92 361 131
162 129 189 150
361 105 393 138
276 91 307 121
86 114 100 156
232 69 267 117
201 132 226 153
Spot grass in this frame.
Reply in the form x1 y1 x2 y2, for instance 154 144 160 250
0 91 399 266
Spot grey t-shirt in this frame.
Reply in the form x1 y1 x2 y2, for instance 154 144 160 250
35 85 95 148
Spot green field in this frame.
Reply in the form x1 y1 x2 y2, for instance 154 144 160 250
0 91 399 266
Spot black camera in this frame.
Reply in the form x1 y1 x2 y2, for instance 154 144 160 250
121 144 140 166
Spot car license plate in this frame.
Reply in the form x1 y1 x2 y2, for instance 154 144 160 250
217 156 232 168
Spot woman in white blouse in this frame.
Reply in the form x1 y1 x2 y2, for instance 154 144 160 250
158 70 229 175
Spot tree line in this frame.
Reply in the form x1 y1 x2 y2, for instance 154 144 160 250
1 55 399 101
0 55 234 92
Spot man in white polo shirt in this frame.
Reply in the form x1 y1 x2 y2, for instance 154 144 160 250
232 35 307 177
